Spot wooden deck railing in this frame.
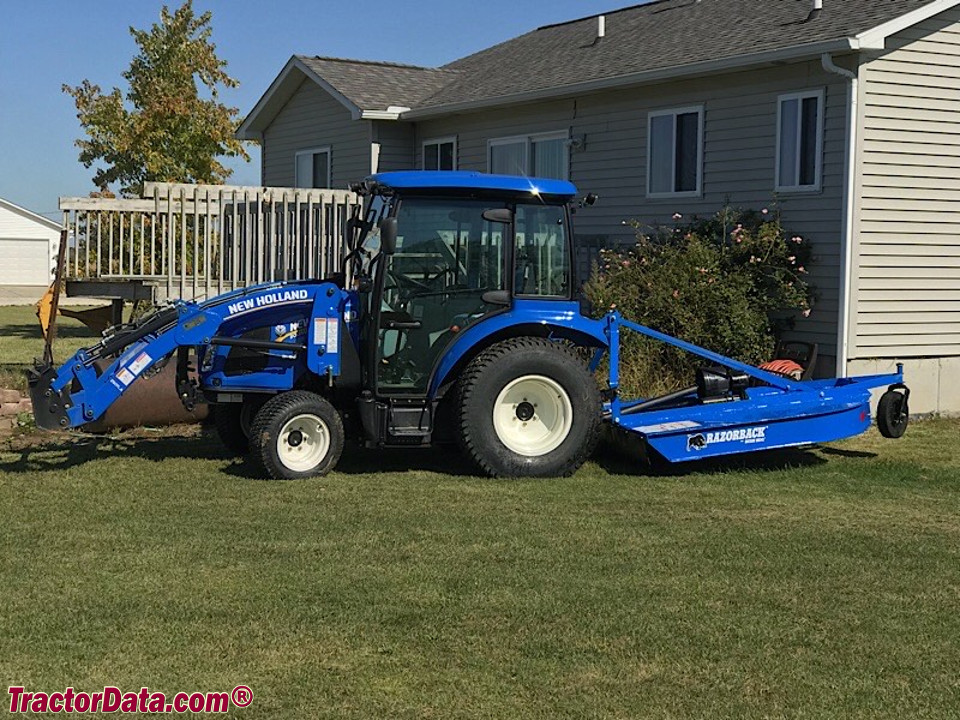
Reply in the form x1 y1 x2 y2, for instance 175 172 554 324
59 183 360 301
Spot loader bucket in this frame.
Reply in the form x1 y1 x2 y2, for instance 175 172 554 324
84 358 208 431
28 355 207 432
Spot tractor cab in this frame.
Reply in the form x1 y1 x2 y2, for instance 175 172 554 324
345 172 583 444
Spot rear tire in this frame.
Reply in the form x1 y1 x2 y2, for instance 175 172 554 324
213 396 266 456
456 338 601 478
877 389 909 439
249 391 344 479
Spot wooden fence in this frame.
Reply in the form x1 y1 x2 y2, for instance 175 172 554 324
59 183 360 301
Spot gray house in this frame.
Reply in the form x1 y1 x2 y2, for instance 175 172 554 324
238 0 960 414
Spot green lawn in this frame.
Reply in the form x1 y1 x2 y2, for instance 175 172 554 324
1 422 959 717
0 305 101 391
1 304 959 717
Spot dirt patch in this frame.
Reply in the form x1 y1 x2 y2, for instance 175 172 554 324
2 421 206 452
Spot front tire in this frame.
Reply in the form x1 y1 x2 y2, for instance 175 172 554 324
249 391 344 479
456 338 601 477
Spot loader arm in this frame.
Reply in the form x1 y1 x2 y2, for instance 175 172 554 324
28 281 347 431
29 301 214 430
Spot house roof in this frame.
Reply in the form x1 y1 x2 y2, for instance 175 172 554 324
237 56 457 138
414 0 948 114
297 56 457 114
239 0 958 133
0 197 61 233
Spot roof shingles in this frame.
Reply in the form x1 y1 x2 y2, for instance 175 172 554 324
291 0 943 114
420 0 940 108
297 56 457 112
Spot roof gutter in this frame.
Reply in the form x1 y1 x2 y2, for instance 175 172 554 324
821 53 858 378
360 107 412 120
401 38 859 120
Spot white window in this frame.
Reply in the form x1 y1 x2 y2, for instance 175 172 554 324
295 147 331 188
423 137 457 171
776 90 824 192
647 106 704 197
488 131 569 179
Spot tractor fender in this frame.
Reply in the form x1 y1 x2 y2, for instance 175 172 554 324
428 299 608 398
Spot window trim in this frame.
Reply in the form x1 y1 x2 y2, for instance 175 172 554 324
487 130 570 179
646 105 704 199
294 146 332 188
774 89 825 194
422 136 458 171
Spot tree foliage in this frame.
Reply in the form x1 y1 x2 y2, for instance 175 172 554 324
64 1 249 196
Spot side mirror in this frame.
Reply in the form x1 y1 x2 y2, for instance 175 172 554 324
482 208 513 224
379 217 398 255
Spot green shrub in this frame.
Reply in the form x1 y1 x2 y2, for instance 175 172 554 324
583 206 815 396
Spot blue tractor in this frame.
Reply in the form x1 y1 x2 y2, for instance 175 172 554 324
29 172 910 478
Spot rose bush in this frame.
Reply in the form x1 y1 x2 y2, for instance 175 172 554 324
583 206 815 396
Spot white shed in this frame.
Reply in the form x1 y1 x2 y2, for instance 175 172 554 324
0 197 60 288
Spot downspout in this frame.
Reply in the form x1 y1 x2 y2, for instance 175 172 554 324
821 52 857 378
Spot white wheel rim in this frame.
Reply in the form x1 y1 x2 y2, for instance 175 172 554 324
493 375 573 457
277 413 330 472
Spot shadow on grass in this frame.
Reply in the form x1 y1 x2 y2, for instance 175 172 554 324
220 443 472 480
1 322 98 342
3 426 831 481
818 446 878 459
0 431 230 475
1 429 476 479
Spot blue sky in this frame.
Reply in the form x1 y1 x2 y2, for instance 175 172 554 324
0 0 622 218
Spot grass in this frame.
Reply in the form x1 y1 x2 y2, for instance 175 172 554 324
2 425 959 717
0 305 101 391
1 305 959 717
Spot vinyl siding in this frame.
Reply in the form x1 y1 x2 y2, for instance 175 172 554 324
261 79 371 189
416 61 848 360
372 120 415 172
854 7 960 360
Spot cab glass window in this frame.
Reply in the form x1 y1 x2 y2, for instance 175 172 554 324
514 204 569 297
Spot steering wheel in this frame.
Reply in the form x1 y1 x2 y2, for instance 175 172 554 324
383 269 432 309
423 267 460 288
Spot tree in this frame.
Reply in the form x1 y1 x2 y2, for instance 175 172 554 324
64 0 249 196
